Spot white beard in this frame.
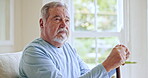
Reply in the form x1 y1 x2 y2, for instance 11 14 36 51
53 28 68 43
53 33 68 43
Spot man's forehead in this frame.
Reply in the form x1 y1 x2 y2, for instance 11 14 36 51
49 7 69 17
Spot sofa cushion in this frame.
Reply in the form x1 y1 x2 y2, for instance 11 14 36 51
0 52 22 78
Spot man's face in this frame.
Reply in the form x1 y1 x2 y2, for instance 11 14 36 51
40 7 70 44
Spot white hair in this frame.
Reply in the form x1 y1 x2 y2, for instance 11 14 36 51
41 1 68 20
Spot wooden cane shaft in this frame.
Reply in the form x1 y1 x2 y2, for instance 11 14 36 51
116 67 121 78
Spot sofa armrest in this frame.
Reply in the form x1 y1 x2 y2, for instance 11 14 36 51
0 52 22 78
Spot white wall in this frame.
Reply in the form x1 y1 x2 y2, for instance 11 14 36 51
13 0 22 52
130 0 148 77
22 0 42 47
0 0 42 53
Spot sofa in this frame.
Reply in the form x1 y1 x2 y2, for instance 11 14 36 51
0 52 22 78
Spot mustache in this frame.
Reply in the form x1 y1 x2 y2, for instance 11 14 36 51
57 28 68 33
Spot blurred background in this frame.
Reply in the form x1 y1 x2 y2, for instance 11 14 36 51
0 0 148 78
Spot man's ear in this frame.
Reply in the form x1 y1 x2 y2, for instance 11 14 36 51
39 18 44 28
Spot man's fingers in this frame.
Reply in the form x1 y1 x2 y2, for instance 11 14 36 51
120 45 129 52
114 44 130 64
115 44 129 53
126 51 130 59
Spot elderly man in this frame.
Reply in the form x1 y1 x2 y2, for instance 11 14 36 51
19 1 130 78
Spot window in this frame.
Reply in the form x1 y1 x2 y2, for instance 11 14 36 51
71 0 128 69
0 0 14 45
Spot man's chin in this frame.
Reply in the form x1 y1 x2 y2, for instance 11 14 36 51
53 37 67 44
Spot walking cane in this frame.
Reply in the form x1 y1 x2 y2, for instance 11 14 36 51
116 67 121 78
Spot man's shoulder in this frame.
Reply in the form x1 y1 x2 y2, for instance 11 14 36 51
23 38 49 51
26 38 46 47
22 38 54 56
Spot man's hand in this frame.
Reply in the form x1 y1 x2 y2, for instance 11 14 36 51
102 45 131 72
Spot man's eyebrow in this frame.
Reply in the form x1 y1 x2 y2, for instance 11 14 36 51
66 16 70 19
52 15 70 19
52 15 60 19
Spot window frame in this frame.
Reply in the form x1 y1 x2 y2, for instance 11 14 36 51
69 0 130 49
70 0 130 46
0 0 14 46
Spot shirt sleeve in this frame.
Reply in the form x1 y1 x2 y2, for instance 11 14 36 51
75 50 115 78
19 46 63 78
79 64 115 78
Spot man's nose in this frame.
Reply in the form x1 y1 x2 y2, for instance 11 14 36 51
60 20 67 28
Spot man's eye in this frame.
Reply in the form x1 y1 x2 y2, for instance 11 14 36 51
55 18 60 21
65 19 70 23
53 17 61 22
